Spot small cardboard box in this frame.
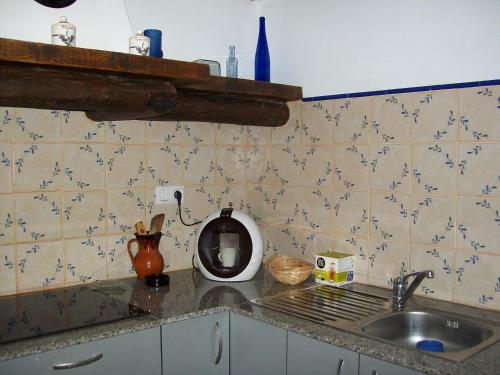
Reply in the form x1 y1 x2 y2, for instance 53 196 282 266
313 251 354 286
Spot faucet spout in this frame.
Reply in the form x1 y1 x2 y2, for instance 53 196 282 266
393 270 434 309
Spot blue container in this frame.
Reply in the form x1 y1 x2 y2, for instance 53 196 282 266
255 17 270 82
416 340 444 352
144 29 163 58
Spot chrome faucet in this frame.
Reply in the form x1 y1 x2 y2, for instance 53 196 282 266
392 270 434 310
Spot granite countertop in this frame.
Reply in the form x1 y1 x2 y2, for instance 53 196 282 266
1 268 499 375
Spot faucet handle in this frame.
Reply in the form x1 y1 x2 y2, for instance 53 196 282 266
394 270 434 286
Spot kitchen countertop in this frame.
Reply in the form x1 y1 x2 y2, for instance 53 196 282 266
1 268 499 375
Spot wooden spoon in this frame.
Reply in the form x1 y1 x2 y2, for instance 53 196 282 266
149 213 165 234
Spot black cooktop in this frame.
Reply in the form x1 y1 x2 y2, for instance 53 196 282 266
0 286 149 345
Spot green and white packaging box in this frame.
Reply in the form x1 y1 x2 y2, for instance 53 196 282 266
313 251 355 287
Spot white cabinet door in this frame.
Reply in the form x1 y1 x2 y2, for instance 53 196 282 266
359 354 424 375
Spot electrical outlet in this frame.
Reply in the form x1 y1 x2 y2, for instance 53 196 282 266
155 186 183 205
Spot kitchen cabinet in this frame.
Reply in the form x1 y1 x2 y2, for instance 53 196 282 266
230 312 287 375
0 327 161 375
162 311 229 375
359 354 424 375
287 331 359 375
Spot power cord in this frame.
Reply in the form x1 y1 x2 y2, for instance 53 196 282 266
174 190 202 227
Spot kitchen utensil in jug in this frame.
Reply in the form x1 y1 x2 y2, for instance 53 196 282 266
127 232 164 279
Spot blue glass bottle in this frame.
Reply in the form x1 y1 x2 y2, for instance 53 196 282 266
255 17 270 82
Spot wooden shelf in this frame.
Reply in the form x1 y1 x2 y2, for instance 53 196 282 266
0 38 302 127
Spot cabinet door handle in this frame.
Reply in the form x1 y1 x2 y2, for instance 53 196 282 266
336 358 345 375
214 322 223 365
371 371 378 375
53 353 103 369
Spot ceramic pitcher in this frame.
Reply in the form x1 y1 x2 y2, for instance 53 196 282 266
127 232 164 279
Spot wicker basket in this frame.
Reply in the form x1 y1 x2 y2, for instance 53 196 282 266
266 255 313 285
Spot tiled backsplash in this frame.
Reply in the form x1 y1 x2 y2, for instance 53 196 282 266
1 84 499 311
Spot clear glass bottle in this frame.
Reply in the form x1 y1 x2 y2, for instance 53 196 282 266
226 45 238 78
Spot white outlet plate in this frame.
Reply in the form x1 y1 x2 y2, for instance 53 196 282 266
155 185 183 205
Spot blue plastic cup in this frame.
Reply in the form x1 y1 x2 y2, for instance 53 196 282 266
144 29 163 58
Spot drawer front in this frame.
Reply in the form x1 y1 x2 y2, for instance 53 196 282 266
36 327 161 375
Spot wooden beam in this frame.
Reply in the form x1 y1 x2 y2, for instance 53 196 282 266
0 64 177 115
87 90 291 127
0 38 209 84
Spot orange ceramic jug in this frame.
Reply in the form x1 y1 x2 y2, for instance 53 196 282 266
127 232 164 279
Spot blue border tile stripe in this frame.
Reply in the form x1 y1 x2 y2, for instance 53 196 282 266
302 79 500 102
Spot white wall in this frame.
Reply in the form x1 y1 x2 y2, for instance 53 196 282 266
0 0 132 52
258 0 500 97
124 0 259 79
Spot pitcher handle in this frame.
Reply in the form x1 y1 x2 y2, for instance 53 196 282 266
127 238 138 267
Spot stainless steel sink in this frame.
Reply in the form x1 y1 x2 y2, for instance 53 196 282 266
360 309 500 361
252 285 500 362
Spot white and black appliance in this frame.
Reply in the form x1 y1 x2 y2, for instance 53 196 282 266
194 207 263 282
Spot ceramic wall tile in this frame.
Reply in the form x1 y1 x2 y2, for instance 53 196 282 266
14 143 62 192
332 191 369 236
65 237 107 285
334 144 370 190
299 230 333 263
182 122 215 145
271 145 301 186
146 144 183 186
454 249 500 310
105 120 145 144
15 192 62 242
410 245 454 301
181 146 216 185
456 196 500 254
245 185 276 225
0 143 12 193
370 144 410 193
160 229 183 271
0 245 16 295
216 145 246 185
145 188 179 231
61 111 105 142
458 143 500 197
260 225 278 261
412 143 457 195
14 108 61 143
62 191 106 238
246 126 271 146
411 195 456 248
300 146 333 187
63 143 105 191
370 192 410 242
459 86 500 142
181 185 217 223
17 241 64 292
301 100 333 145
106 234 135 279
332 97 370 143
332 235 369 284
0 107 14 142
272 101 301 145
180 226 197 270
368 240 409 288
215 123 245 145
411 90 458 142
107 188 146 235
272 186 304 227
265 226 301 259
371 94 411 143
106 144 145 188
300 188 333 232
0 195 15 245
145 120 182 144
215 184 246 211
246 146 273 185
